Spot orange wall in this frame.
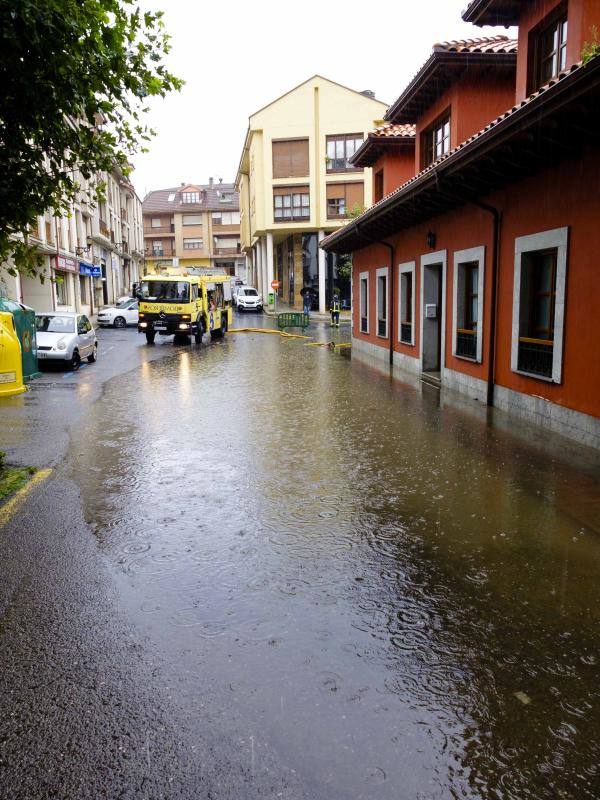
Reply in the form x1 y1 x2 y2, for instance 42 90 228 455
352 148 600 418
415 70 516 169
516 0 600 101
371 150 416 198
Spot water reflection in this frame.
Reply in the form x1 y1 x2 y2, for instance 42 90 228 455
71 326 600 800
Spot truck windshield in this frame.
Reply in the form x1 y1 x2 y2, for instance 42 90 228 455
140 281 190 303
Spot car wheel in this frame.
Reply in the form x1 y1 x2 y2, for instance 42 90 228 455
145 331 155 344
70 350 81 371
113 316 126 328
87 344 97 363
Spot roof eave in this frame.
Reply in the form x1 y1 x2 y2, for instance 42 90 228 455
351 135 415 168
461 0 519 26
384 50 517 123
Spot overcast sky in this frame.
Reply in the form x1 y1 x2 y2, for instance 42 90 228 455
132 0 512 198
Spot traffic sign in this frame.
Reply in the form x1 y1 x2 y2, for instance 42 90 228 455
271 280 281 289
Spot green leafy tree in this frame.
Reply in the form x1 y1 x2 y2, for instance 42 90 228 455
0 0 183 277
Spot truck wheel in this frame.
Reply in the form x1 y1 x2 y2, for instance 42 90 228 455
145 330 155 344
194 321 203 344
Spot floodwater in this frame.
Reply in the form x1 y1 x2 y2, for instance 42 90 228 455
71 319 600 800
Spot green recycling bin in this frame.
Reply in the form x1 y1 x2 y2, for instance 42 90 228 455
0 297 41 382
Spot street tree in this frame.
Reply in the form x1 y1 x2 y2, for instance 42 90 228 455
0 0 183 277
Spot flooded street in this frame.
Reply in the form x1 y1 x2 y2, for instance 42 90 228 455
70 318 600 800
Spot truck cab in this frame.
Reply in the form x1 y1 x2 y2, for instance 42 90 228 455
137 274 233 344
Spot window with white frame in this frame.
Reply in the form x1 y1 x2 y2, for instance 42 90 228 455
399 262 415 345
359 272 369 334
376 267 388 338
453 246 485 362
212 211 240 225
182 191 200 203
511 228 568 382
151 217 162 228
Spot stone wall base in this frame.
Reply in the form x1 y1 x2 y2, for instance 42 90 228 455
350 335 600 450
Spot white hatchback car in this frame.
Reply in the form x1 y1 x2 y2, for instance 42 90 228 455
236 287 263 312
97 299 139 328
35 312 97 370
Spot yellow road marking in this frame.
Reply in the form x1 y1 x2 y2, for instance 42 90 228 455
0 468 52 528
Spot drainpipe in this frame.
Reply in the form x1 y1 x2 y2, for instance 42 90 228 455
354 220 396 368
437 186 502 408
470 200 501 407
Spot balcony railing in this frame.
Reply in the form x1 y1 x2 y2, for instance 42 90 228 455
148 248 175 258
400 322 412 344
214 247 240 256
144 225 174 234
456 328 477 359
517 337 553 378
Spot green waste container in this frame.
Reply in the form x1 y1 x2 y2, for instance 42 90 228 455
0 298 41 382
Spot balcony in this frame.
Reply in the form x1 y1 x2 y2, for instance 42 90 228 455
456 329 477 359
517 337 553 378
144 225 175 235
214 247 241 256
147 247 175 258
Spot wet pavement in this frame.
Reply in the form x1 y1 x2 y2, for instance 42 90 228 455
1 314 600 799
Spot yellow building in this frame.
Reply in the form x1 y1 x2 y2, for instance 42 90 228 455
142 178 246 277
236 75 387 311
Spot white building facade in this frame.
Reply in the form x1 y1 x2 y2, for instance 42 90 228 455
0 166 144 318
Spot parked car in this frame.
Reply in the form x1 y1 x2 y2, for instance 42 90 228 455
35 312 97 370
236 287 263 312
97 299 139 328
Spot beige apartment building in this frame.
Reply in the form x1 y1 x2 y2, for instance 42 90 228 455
236 75 387 312
0 166 144 316
142 179 246 278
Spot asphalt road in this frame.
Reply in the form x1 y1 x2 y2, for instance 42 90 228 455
0 319 312 800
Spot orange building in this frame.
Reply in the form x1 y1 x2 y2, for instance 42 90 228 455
322 2 600 449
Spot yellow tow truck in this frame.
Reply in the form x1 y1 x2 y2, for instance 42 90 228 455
137 273 233 344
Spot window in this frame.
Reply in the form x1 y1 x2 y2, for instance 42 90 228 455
399 262 415 345
422 115 451 168
326 134 363 171
273 186 310 222
511 228 568 382
326 182 364 219
359 272 369 334
212 211 240 225
219 193 234 203
55 272 69 305
376 268 388 338
152 240 163 255
453 247 485 362
182 191 200 203
530 13 568 90
151 217 162 228
183 238 203 250
79 275 88 304
182 214 203 226
272 139 310 179
374 169 384 203
214 236 239 251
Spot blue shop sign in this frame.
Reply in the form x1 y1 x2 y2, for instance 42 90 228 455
79 262 101 278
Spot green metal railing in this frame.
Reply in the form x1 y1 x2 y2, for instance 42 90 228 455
277 312 310 331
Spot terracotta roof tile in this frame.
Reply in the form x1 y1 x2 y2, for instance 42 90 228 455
371 122 416 139
432 35 518 54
